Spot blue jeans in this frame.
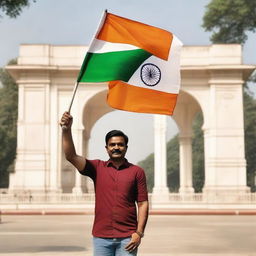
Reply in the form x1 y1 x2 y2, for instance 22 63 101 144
93 237 138 256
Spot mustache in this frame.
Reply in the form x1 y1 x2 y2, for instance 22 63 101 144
112 149 122 154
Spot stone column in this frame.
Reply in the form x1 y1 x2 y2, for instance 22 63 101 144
179 135 194 194
49 84 62 193
203 72 249 195
9 80 50 193
151 115 169 204
83 132 95 193
72 128 84 194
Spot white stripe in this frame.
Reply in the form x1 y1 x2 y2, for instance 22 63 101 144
86 10 107 53
127 35 183 94
88 39 139 53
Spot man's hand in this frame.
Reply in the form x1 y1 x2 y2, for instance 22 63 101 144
125 232 141 252
60 112 73 130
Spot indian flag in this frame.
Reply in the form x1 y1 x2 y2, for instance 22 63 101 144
77 11 183 115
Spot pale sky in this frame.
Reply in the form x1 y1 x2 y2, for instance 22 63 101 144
0 0 255 163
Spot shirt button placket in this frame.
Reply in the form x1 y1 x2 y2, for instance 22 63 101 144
112 169 118 237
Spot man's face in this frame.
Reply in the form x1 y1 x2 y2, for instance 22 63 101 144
105 136 127 160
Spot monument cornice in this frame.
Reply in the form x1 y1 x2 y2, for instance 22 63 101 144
6 63 255 81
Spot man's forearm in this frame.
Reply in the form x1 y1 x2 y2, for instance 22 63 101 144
62 128 86 171
137 200 149 234
62 129 77 161
60 112 86 171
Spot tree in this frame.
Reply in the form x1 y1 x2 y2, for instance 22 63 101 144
192 113 204 192
202 0 256 44
138 153 154 192
166 135 179 192
0 0 36 18
0 61 18 187
243 87 256 191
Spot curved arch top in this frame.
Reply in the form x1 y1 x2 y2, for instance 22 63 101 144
82 88 114 138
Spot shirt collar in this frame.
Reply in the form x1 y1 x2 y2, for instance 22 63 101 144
106 158 130 169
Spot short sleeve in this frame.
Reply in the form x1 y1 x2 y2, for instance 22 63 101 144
79 159 100 180
136 168 148 202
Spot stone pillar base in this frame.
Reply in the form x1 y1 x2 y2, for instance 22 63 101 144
203 186 250 194
179 186 195 194
86 178 95 193
8 188 62 194
151 187 170 204
203 186 251 203
72 186 83 194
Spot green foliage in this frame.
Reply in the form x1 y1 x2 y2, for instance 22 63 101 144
202 0 256 44
192 113 204 192
243 87 256 191
0 0 36 18
166 135 179 192
138 153 154 192
0 63 18 187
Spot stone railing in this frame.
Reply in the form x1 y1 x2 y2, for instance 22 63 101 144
1 192 256 205
168 193 256 204
0 193 95 204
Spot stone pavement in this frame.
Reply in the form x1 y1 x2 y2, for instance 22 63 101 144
0 215 256 256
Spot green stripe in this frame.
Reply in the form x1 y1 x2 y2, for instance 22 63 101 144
77 49 152 83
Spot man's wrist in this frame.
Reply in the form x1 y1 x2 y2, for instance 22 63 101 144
135 230 144 238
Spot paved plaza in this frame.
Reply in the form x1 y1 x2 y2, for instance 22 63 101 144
0 214 256 256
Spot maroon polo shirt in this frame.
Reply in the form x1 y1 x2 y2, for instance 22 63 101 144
79 159 148 238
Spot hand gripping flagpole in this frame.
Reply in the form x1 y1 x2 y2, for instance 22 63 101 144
61 9 108 131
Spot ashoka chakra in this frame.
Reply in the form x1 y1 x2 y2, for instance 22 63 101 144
140 63 161 87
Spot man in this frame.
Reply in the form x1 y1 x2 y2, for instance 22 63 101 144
60 111 149 256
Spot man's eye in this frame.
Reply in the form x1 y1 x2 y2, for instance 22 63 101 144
109 143 124 147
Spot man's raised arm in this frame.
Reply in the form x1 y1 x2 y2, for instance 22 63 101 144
60 112 86 171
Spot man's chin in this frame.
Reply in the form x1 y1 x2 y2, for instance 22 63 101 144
110 155 124 160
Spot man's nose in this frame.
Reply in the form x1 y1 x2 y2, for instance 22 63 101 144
114 144 119 149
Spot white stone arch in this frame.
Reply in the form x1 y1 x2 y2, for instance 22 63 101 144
82 89 113 137
6 44 255 206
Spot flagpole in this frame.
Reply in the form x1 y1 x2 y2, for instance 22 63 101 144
61 9 108 130
61 81 79 130
67 81 79 113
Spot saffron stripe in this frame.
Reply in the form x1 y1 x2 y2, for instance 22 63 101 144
107 80 178 115
97 13 173 60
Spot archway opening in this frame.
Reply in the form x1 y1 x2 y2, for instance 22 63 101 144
79 88 205 194
173 90 204 193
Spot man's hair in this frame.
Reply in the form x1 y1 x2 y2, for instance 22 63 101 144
105 130 129 146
